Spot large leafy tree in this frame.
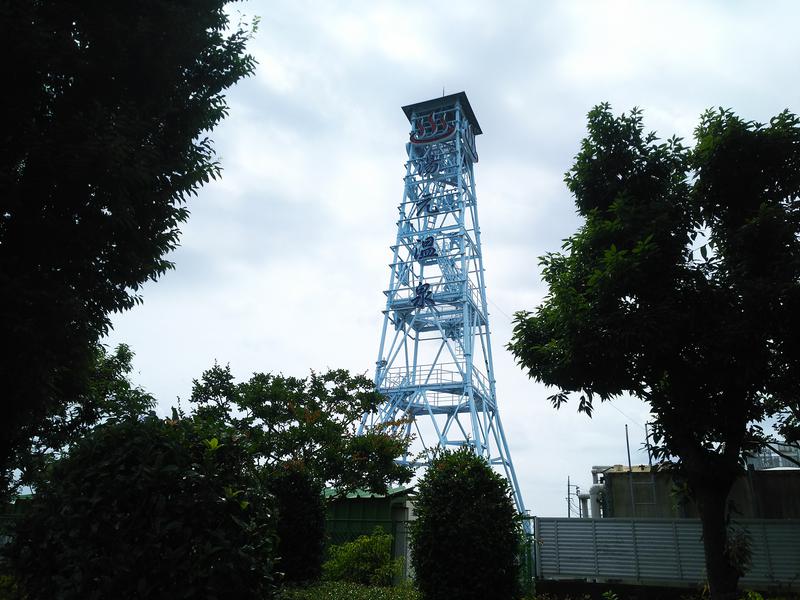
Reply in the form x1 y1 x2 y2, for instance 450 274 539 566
0 1 256 492
509 105 800 599
190 364 414 495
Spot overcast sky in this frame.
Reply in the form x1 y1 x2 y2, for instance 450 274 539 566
106 0 800 516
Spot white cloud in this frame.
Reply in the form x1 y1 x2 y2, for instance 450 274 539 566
556 1 727 86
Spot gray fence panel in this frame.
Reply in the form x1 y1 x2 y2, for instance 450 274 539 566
536 517 800 588
537 519 587 576
740 520 800 588
537 520 561 576
595 520 636 579
767 523 800 584
744 521 772 587
673 520 706 583
633 520 684 582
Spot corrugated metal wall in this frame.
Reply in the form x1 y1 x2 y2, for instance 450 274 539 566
535 517 800 587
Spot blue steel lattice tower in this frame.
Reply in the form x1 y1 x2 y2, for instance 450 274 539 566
360 92 527 515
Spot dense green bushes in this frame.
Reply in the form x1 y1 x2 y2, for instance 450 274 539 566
6 416 277 600
0 575 18 600
411 447 521 600
270 464 326 584
323 527 403 586
281 581 419 600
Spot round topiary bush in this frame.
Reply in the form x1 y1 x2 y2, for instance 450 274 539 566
268 463 326 584
6 415 277 600
410 447 521 600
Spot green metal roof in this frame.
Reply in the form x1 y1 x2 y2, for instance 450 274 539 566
323 485 414 500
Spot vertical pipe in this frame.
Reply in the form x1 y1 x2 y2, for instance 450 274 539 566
579 494 589 519
626 424 636 518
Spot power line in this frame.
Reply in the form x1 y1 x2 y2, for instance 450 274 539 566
606 398 645 430
489 298 514 322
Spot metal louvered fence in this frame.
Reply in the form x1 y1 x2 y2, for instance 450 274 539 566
533 517 800 588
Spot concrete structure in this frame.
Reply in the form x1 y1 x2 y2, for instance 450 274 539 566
585 464 800 519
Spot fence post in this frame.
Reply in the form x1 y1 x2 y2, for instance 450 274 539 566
534 516 542 579
631 519 640 582
672 520 684 581
760 520 774 582
519 522 535 598
592 518 599 578
554 518 561 576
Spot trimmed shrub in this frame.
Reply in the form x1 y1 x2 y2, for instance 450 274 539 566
410 447 521 600
0 575 19 600
323 527 403 586
6 416 277 600
269 464 326 584
282 581 420 600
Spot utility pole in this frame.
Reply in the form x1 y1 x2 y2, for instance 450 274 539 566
625 424 636 518
567 476 571 518
566 477 580 517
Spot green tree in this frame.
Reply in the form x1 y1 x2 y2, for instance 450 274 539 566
410 448 521 600
508 105 800 599
189 364 412 588
0 0 256 494
6 415 277 599
10 343 155 497
190 363 413 494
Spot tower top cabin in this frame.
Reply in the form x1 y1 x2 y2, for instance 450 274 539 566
402 91 483 136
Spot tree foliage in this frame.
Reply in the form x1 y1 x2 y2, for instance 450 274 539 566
190 364 413 494
0 0 256 491
6 415 277 600
410 448 521 600
7 343 155 498
509 104 800 599
188 364 411 587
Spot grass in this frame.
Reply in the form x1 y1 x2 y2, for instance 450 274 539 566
280 581 420 600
